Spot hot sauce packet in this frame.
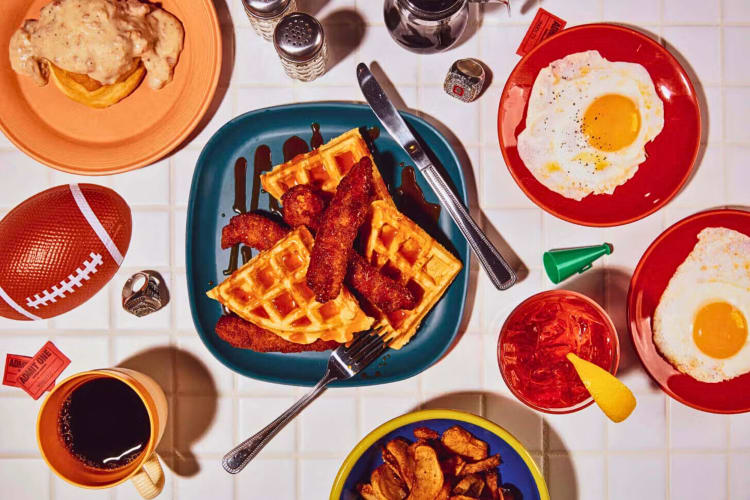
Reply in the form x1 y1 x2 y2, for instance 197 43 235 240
516 8 567 57
15 342 70 400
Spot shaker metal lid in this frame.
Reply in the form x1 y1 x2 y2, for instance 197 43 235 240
273 12 325 61
244 0 291 18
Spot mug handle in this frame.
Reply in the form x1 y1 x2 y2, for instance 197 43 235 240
130 453 165 499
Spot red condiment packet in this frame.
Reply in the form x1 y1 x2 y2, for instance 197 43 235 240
17 342 70 400
516 8 567 57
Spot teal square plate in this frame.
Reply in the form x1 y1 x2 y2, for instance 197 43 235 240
186 102 469 386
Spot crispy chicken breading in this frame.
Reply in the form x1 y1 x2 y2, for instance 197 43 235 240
220 213 289 250
281 181 416 313
281 184 327 232
215 314 340 353
306 157 374 303
347 252 416 313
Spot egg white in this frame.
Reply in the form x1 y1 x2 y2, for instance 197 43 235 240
653 227 750 383
517 50 665 201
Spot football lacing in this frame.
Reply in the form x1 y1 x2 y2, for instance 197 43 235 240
25 252 103 309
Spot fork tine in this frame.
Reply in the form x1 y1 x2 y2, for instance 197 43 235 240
351 329 390 364
353 340 390 370
344 328 375 354
345 325 387 358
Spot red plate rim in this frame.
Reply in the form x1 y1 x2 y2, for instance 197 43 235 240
497 23 702 227
627 208 750 413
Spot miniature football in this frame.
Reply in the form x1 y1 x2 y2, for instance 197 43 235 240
0 184 131 321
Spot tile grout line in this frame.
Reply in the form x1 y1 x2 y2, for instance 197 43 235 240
718 2 733 497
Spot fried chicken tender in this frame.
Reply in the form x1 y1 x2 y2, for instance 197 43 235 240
281 184 327 232
221 213 289 250
282 182 416 313
347 252 416 313
307 157 374 303
215 315 340 353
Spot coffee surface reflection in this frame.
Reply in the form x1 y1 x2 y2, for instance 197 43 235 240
58 378 151 470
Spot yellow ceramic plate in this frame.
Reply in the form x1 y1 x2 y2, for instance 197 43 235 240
330 409 549 500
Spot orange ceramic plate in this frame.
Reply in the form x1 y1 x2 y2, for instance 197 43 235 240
0 0 222 175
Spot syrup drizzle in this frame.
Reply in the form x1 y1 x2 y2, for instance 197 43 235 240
282 136 309 162
395 165 441 225
223 157 248 276
221 125 324 281
310 122 324 149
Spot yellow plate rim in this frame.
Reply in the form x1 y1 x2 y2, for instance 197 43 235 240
328 408 550 500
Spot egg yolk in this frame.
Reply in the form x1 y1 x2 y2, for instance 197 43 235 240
693 301 748 359
582 94 641 152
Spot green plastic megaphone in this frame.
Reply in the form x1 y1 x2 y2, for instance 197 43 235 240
543 243 613 284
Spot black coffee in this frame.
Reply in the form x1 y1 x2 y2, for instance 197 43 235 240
58 378 151 470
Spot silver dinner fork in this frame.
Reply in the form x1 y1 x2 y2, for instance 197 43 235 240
222 325 390 474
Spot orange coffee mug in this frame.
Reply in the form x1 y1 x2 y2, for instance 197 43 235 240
37 368 168 499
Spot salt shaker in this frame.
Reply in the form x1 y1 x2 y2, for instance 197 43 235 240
273 13 328 82
242 0 297 41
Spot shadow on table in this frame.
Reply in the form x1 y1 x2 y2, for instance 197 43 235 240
117 346 218 477
416 391 575 499
562 266 656 385
322 9 366 73
298 0 330 16
173 0 236 152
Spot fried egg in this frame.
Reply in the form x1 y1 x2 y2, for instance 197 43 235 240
517 50 665 201
653 227 750 383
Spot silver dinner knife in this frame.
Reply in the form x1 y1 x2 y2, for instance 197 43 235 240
356 63 516 290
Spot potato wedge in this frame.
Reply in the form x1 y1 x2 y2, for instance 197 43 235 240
441 426 488 461
371 464 408 500
413 427 440 441
452 474 484 497
358 483 379 500
441 455 466 476
434 482 452 500
448 496 478 500
385 438 416 490
485 471 499 500
461 455 501 475
406 444 444 500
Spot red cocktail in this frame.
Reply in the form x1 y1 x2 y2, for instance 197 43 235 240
498 290 619 413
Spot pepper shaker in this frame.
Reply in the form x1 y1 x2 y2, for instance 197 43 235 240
273 13 328 82
242 0 297 41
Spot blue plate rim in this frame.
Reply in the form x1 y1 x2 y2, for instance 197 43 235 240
329 409 550 500
185 101 470 387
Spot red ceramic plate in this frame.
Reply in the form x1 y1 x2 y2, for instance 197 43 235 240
497 24 701 227
628 209 750 414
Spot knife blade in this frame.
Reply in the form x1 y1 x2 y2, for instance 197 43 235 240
356 63 516 290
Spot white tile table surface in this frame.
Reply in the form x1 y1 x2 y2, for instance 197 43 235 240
1 0 749 499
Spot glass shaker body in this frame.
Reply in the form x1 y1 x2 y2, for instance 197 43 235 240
384 0 469 54
274 13 328 82
242 0 297 41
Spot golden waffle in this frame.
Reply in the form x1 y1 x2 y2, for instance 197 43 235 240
207 227 373 344
260 128 394 205
363 200 462 349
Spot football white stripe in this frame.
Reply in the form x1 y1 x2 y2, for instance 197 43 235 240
69 184 124 266
0 285 41 321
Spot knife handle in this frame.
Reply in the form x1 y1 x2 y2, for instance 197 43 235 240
421 165 517 290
